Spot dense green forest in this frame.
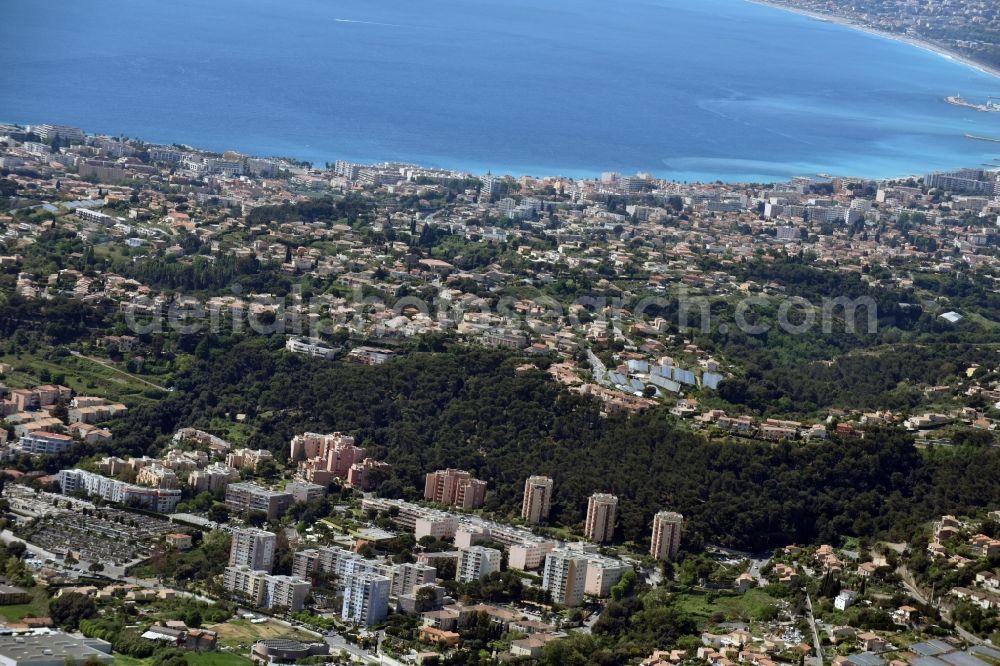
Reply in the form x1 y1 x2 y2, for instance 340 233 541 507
108 337 1000 551
675 258 1000 415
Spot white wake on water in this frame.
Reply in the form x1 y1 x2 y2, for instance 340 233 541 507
335 18 404 28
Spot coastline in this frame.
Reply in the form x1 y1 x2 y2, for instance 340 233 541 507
746 0 1000 82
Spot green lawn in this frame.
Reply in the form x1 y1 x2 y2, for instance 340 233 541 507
201 418 254 446
0 587 50 623
113 656 153 666
674 589 780 627
185 652 253 666
0 352 167 406
113 648 252 666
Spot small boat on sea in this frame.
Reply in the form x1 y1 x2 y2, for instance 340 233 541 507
947 95 1000 112
965 133 1000 143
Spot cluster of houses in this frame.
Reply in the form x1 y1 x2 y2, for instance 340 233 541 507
0 382 122 456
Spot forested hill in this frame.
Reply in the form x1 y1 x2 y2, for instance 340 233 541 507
111 336 1000 551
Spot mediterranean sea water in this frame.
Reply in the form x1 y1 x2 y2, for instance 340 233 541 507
2 0 999 182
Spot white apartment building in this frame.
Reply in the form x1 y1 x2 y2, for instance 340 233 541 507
57 468 180 512
342 573 391 626
17 430 74 456
457 546 501 583
229 528 277 572
391 562 437 597
542 550 588 607
222 565 310 611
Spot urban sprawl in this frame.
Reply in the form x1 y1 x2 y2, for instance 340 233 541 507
0 122 997 666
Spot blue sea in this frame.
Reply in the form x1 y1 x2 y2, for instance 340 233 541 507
1 0 1000 182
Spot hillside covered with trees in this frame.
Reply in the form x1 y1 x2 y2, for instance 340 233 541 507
107 337 1000 551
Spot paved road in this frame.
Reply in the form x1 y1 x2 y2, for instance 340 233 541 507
897 567 982 646
804 593 824 666
325 635 379 664
748 554 772 587
0 529 57 561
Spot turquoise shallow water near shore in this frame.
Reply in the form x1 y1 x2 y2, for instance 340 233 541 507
1 0 999 182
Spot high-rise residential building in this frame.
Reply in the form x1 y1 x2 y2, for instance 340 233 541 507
584 493 618 543
224 482 294 520
222 565 310 611
136 464 179 490
583 554 629 597
390 562 437 597
262 575 311 611
229 528 277 572
542 550 587 607
346 458 391 491
457 546 502 583
521 476 554 524
292 546 390 583
423 469 487 509
342 572 391 626
650 510 684 561
334 160 361 180
480 174 502 202
290 432 367 486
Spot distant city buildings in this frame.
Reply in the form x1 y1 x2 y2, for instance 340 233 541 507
424 469 487 509
31 123 85 143
650 510 684 561
362 497 556 570
924 169 998 195
521 476 553 524
584 493 618 543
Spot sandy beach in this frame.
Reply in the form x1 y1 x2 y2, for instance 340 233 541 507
748 0 1000 82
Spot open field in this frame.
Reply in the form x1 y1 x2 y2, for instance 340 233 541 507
184 652 254 666
0 351 167 406
674 589 781 626
0 587 50 623
207 618 316 649
113 652 253 666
